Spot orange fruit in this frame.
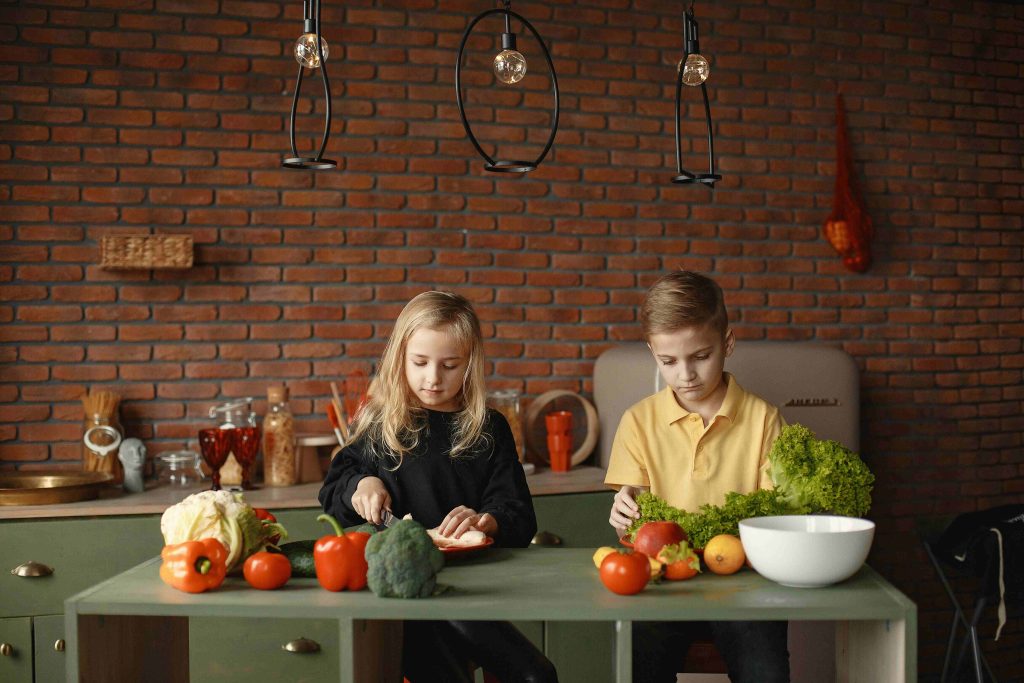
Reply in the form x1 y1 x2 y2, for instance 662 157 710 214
703 534 745 575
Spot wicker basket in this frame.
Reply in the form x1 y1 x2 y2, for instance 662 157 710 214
100 234 194 270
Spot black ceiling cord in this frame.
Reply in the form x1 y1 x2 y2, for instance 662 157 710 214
282 0 336 170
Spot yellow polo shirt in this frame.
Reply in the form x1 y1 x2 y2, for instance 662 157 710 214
604 373 784 512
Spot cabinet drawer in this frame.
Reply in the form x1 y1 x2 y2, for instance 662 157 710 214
0 617 32 683
33 614 67 683
533 491 617 548
0 516 163 618
189 617 340 683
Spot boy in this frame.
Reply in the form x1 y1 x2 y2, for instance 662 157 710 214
605 270 789 683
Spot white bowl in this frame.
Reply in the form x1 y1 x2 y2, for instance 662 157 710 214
738 515 875 588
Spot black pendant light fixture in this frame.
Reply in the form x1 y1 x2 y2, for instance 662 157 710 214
672 2 721 186
455 0 559 174
282 0 336 170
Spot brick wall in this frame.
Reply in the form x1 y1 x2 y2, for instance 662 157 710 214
2 0 1022 678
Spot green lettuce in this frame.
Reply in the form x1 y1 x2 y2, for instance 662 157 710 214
625 424 874 549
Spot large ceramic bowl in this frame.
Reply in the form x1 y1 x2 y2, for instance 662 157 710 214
738 515 875 588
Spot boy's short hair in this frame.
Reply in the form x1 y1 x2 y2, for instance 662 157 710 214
640 271 729 339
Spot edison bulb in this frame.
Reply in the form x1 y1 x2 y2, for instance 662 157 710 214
294 33 329 69
494 49 527 84
680 53 710 86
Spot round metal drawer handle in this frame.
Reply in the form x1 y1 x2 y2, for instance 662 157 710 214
55 639 66 653
282 637 321 654
530 530 562 546
0 643 13 657
10 561 54 577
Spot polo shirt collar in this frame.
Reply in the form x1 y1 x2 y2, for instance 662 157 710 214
660 372 743 425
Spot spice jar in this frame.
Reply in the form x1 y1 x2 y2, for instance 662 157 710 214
262 385 297 487
486 389 524 463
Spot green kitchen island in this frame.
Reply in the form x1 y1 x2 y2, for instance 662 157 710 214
64 547 915 683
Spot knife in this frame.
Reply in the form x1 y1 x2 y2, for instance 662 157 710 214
380 509 397 529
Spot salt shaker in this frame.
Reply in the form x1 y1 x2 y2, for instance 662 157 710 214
118 438 147 493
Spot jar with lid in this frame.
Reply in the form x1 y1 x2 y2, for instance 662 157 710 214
158 449 204 487
262 385 297 486
486 389 524 463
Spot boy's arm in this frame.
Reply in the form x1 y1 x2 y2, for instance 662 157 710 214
604 410 651 533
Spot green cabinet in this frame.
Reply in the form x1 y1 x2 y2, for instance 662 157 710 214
190 617 341 683
533 490 617 548
33 615 67 683
0 617 33 683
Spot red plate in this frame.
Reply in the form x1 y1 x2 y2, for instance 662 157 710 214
437 536 495 556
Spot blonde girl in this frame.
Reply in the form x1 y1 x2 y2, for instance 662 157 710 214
319 291 556 682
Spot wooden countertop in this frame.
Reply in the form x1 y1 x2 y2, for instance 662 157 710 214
0 465 609 520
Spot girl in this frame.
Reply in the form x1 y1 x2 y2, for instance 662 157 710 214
319 291 557 683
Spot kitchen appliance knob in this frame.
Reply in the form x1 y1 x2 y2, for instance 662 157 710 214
54 639 65 652
530 530 562 546
10 561 54 577
0 643 12 657
282 637 321 654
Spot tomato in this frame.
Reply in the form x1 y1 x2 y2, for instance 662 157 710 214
599 550 650 596
657 542 701 581
243 551 292 590
633 521 687 559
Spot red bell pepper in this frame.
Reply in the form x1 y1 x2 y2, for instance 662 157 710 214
160 539 228 594
314 514 371 592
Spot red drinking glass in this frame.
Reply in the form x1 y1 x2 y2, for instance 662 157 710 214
198 427 233 491
230 425 261 490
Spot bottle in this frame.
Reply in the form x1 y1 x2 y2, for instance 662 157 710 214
262 385 297 487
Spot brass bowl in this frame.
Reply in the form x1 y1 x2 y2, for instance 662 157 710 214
0 472 115 506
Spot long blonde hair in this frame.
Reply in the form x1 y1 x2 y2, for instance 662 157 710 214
348 291 488 467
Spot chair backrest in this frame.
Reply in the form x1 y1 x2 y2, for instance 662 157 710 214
593 342 861 468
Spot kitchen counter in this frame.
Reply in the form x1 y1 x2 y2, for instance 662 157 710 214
65 548 916 683
0 465 609 520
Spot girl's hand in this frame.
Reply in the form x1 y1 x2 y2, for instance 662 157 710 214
609 485 644 534
438 505 498 539
352 476 391 526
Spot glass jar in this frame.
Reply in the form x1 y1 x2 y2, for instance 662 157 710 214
158 450 204 487
486 389 524 462
262 385 297 487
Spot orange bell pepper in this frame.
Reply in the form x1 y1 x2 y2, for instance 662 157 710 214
160 538 228 594
314 514 370 592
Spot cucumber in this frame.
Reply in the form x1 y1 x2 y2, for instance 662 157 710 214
276 540 316 578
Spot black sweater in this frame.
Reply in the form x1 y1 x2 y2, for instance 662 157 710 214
318 408 537 548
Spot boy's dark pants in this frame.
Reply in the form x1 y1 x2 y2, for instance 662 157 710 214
633 619 790 683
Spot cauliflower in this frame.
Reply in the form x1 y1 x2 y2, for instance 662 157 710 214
160 490 286 573
364 519 444 598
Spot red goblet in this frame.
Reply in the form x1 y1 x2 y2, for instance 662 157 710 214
230 425 261 490
198 428 233 491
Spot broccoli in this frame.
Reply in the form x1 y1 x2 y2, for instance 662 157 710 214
364 519 444 598
768 424 874 517
624 423 875 548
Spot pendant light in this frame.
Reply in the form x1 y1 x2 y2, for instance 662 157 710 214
672 2 721 186
455 0 559 174
282 0 336 170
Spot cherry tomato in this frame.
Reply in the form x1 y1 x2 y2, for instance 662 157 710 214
599 550 650 596
243 551 292 590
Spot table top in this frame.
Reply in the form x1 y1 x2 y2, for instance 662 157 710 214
67 547 915 624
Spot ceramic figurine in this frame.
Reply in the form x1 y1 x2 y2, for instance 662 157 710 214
118 438 146 493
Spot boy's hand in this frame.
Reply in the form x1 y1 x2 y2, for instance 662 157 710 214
439 505 498 539
352 476 391 526
609 485 644 533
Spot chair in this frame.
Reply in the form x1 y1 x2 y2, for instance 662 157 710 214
919 505 1024 683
